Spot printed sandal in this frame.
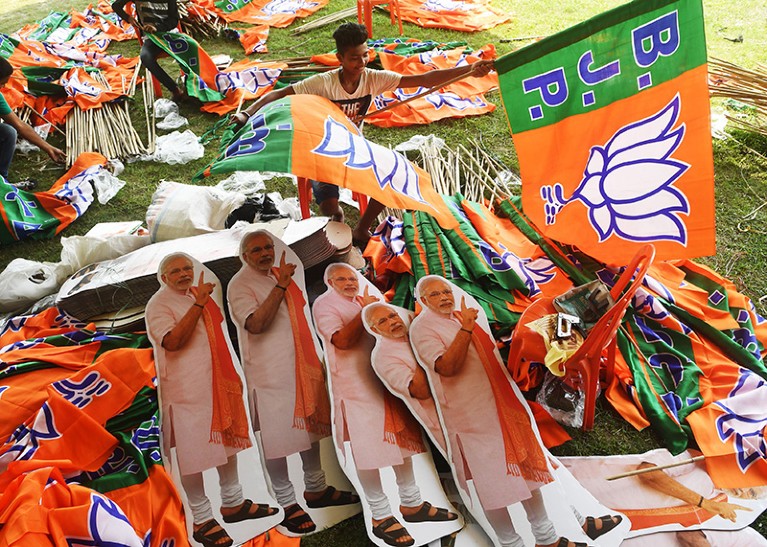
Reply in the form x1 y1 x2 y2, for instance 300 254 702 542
305 486 360 508
221 499 279 523
554 538 588 547
372 516 415 547
280 503 317 534
192 519 233 547
402 501 458 523
584 514 623 540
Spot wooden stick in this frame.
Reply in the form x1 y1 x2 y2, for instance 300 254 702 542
357 69 476 122
605 455 706 481
24 105 67 137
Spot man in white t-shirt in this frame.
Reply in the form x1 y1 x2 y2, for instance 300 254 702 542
232 22 493 245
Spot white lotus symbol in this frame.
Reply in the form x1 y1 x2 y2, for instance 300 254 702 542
542 95 690 244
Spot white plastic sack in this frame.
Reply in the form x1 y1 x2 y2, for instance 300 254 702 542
150 130 204 164
56 232 151 282
0 259 59 312
156 111 188 131
146 180 246 242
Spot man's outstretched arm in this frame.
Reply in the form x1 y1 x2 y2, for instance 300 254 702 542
636 461 750 522
398 59 494 90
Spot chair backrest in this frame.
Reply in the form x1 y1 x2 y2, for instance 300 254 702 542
569 244 656 363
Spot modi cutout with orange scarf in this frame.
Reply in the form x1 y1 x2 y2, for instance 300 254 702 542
410 275 621 547
313 263 458 547
146 252 278 547
227 230 359 535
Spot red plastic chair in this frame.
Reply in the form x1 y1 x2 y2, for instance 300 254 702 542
508 244 656 430
296 177 368 219
357 0 403 38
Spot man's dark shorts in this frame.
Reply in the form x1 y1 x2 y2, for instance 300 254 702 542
311 180 339 204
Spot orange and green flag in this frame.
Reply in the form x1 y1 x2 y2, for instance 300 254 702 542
196 94 460 230
496 0 714 265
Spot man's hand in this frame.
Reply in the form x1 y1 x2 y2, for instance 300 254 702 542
276 252 296 288
229 111 249 130
45 145 65 164
701 498 750 522
459 296 478 331
360 286 379 307
469 59 495 78
142 23 157 33
194 271 216 307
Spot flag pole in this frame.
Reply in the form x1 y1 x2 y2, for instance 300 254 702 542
605 455 706 481
355 67 487 123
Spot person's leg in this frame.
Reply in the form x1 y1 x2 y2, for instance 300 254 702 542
180 471 216 525
358 468 413 546
265 455 298 507
301 442 360 508
484 507 526 547
520 489 558 546
0 123 18 180
265 455 316 533
181 471 235 546
218 455 279 522
311 181 343 221
392 458 422 509
299 442 328 495
353 198 385 245
217 455 245 509
140 40 183 99
357 468 392 520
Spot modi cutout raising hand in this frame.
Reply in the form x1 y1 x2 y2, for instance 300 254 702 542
194 271 216 307
459 296 478 332
276 251 297 288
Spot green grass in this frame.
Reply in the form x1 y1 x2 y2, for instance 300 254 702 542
2 0 767 543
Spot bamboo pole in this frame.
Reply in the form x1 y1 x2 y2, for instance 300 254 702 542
605 456 706 481
357 69 480 123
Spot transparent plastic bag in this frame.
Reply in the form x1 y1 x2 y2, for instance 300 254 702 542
535 370 599 429
156 111 188 130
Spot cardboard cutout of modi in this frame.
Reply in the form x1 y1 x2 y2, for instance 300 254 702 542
227 229 360 536
145 252 281 547
312 263 461 547
409 275 627 547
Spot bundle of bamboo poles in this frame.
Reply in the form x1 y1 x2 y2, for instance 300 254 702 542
178 0 228 39
381 139 520 219
709 57 767 136
292 6 357 35
65 101 148 165
64 63 152 165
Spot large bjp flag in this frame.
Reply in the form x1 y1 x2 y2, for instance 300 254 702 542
496 0 714 265
197 94 459 230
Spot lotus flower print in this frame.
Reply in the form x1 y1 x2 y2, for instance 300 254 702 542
541 95 690 244
313 117 427 204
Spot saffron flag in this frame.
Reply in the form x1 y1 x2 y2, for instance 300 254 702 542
197 94 459 230
396 0 510 32
239 25 270 54
211 0 327 27
367 46 498 127
496 0 715 265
